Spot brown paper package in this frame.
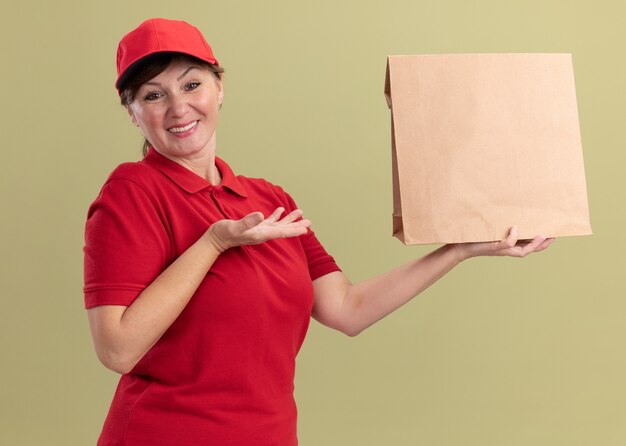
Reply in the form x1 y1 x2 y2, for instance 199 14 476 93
384 53 592 245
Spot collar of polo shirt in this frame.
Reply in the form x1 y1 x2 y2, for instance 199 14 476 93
144 147 248 196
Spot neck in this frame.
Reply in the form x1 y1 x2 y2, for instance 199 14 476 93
155 140 222 185
175 151 222 185
205 155 222 185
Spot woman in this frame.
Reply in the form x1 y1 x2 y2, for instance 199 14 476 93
84 18 554 446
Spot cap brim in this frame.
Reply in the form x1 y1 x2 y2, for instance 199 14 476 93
116 51 218 92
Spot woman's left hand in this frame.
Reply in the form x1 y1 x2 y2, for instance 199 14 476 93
450 225 555 262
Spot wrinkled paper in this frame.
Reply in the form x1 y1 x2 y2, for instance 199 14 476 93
385 53 592 244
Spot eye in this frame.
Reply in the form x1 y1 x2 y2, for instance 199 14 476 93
185 81 201 91
143 91 163 101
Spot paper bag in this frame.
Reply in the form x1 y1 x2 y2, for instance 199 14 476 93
384 53 592 245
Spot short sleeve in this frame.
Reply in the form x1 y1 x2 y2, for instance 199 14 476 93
300 229 342 280
278 188 342 281
83 178 171 309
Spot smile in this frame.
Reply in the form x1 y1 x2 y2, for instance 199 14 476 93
168 121 198 133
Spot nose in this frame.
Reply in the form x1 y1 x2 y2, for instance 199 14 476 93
167 92 189 118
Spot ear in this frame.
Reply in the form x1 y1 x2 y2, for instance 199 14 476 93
126 106 139 127
215 78 224 105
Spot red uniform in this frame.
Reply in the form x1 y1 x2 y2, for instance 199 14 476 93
84 148 340 445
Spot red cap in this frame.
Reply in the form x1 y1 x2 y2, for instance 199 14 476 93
115 18 219 93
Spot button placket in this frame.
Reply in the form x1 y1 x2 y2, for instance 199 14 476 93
210 189 230 218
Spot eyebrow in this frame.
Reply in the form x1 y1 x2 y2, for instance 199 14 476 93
177 66 198 81
143 66 199 87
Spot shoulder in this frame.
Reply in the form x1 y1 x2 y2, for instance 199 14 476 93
97 159 170 199
88 161 161 216
105 160 160 189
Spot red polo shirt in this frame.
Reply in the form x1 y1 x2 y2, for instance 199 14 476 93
84 148 340 446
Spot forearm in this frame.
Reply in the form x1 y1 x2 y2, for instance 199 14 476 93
90 231 222 373
90 207 310 374
342 244 463 335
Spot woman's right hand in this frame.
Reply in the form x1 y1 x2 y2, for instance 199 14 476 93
88 210 308 374
206 207 312 253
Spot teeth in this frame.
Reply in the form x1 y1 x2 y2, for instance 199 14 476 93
169 121 197 133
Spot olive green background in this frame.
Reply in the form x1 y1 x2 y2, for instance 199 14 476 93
1 0 624 445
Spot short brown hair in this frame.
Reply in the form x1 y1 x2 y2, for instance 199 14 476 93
117 52 224 156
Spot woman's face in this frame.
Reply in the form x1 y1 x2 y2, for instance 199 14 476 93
127 59 223 160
